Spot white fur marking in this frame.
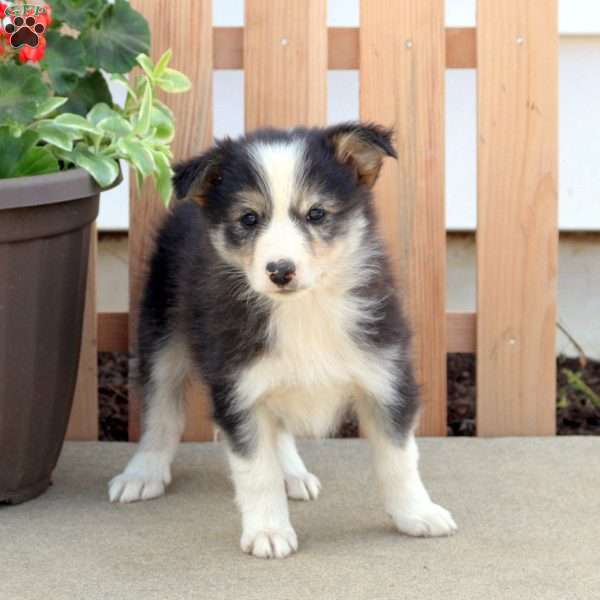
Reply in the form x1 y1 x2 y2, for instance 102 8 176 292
108 337 189 503
235 254 400 437
248 141 314 293
365 427 457 537
229 409 298 559
277 431 321 501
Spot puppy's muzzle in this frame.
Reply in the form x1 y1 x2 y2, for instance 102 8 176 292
266 259 296 287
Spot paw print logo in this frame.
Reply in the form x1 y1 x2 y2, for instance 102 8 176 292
5 14 46 48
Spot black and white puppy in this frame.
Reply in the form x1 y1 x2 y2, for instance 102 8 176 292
109 122 457 558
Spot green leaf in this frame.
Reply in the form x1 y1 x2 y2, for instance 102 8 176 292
156 69 192 94
97 116 133 138
14 147 60 177
0 64 49 126
134 81 153 136
51 0 104 30
33 120 80 152
153 143 173 160
35 97 68 119
153 50 172 79
62 71 113 117
0 128 39 178
51 147 77 166
41 31 87 95
87 103 119 127
118 137 155 177
153 99 175 122
136 54 155 80
153 150 173 205
80 0 150 74
149 106 175 143
54 113 99 134
72 147 119 188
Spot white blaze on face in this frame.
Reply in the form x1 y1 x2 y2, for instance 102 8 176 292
248 141 315 295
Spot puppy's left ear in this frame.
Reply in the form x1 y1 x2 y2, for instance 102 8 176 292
325 122 397 189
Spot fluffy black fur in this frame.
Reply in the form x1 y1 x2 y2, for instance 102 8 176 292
137 123 419 455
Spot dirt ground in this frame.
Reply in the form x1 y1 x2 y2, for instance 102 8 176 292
99 353 600 441
99 353 129 442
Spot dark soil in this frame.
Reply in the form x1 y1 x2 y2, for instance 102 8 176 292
99 353 129 441
447 354 476 436
98 353 600 440
557 356 600 435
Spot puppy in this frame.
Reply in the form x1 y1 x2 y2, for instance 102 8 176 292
109 122 457 558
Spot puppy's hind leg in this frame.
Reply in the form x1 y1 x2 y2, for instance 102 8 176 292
109 336 189 503
277 430 321 501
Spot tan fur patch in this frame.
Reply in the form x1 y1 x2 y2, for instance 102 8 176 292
331 132 386 189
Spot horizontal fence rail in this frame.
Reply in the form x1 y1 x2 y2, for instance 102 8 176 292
69 0 557 442
97 312 477 355
213 26 477 69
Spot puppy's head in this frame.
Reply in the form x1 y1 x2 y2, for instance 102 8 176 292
173 122 396 298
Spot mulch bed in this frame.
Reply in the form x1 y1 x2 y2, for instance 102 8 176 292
99 353 129 442
557 356 600 434
98 353 600 441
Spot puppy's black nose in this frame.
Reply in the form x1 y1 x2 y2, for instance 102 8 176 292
266 259 296 287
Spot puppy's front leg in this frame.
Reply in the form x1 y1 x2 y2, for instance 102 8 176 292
358 402 457 537
224 406 298 559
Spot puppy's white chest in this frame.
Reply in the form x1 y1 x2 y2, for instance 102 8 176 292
263 291 365 388
236 291 369 434
235 286 401 439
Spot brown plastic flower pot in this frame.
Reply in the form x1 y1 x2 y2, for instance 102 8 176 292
0 169 105 504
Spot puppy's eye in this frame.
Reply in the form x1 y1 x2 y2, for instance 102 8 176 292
307 207 326 223
240 211 259 227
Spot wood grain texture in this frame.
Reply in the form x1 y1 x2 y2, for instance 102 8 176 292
213 27 243 70
244 0 327 129
446 27 477 68
67 226 98 440
476 0 558 436
447 312 476 353
327 27 360 70
98 312 128 352
360 0 447 436
97 311 476 354
129 0 213 442
213 27 476 70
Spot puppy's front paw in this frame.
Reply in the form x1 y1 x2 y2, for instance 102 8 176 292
108 451 171 503
285 472 321 501
241 527 298 559
392 501 457 537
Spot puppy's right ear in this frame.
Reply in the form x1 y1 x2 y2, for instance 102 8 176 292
172 140 229 204
325 122 396 189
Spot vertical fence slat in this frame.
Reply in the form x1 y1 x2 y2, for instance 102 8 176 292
244 0 327 129
476 0 558 435
67 228 98 440
129 0 214 442
360 1 447 436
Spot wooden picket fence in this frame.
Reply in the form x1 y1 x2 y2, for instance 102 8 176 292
66 0 558 441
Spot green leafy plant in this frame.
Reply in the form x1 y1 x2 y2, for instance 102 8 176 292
0 2 191 204
562 368 600 408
